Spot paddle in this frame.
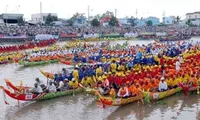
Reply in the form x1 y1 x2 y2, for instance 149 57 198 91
197 80 200 94
72 83 75 96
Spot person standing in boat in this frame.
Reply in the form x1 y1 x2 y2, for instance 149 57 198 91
158 77 168 92
72 66 79 82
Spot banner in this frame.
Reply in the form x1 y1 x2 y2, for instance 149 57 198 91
60 33 77 38
83 33 98 39
103 33 121 37
124 33 138 37
0 34 4 38
35 34 58 40
1 35 27 39
156 32 167 36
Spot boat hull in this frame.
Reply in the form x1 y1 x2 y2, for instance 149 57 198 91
19 60 58 67
1 86 84 101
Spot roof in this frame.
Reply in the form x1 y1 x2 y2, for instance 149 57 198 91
186 11 200 15
146 16 159 19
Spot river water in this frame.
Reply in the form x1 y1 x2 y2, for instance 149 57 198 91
0 38 200 120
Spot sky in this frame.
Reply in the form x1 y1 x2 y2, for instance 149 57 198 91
0 0 199 20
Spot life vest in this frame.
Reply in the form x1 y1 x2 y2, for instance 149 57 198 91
103 79 109 87
120 88 127 96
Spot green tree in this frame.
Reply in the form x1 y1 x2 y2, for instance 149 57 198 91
101 11 114 19
67 19 74 26
45 14 53 25
109 16 118 26
176 16 181 24
45 14 58 25
94 14 101 20
128 17 136 26
186 19 192 26
17 16 25 25
91 18 100 26
146 20 153 26
52 16 58 21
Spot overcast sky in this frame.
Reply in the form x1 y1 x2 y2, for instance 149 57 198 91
0 0 199 20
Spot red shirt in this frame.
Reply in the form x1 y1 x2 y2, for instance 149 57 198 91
115 77 122 86
160 57 165 65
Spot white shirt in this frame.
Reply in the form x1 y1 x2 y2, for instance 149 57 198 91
31 86 43 93
159 81 168 91
176 61 180 71
47 84 57 92
36 80 44 86
58 81 64 89
178 56 183 63
36 86 43 93
117 87 129 97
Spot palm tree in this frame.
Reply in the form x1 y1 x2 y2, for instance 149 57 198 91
176 16 181 24
186 19 192 26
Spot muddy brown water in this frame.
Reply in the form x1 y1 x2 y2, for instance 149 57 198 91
1 39 200 120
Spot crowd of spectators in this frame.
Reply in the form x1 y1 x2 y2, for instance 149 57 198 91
0 25 200 37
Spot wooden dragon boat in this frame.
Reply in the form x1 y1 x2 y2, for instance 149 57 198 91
40 69 54 80
4 79 30 91
0 86 84 101
96 91 143 106
143 87 182 101
19 60 58 67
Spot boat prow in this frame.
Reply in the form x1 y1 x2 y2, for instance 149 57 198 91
0 85 84 101
0 86 39 101
40 69 54 80
4 79 31 91
96 91 143 106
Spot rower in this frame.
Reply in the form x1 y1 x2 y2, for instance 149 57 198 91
69 78 79 89
109 85 116 98
72 66 79 82
117 84 129 98
47 82 57 93
35 78 46 90
110 60 117 73
103 76 109 88
30 83 43 94
175 59 181 72
62 68 68 77
57 80 64 91
63 79 69 90
81 56 87 63
158 77 168 92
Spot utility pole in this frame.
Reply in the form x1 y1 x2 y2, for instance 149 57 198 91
88 5 90 22
40 1 43 23
16 5 20 13
115 9 117 18
162 11 165 24
136 9 138 18
5 5 8 27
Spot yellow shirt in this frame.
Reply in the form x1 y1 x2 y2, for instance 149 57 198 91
111 63 117 72
86 77 93 85
97 76 103 82
81 78 87 86
101 57 106 63
72 69 79 81
69 81 79 88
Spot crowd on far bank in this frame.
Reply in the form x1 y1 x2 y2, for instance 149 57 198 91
0 25 200 37
0 39 56 53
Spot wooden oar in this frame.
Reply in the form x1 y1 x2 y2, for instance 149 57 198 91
197 80 200 94
72 85 75 96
